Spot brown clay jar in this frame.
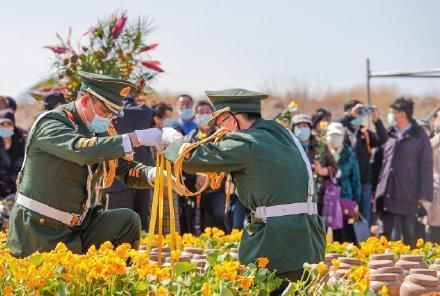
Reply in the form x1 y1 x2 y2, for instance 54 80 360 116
371 266 406 282
339 257 362 266
400 274 440 296
369 273 401 296
183 247 204 255
400 255 429 269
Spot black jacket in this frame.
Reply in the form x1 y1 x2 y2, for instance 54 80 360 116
375 121 433 216
0 127 25 197
339 114 388 185
106 105 154 192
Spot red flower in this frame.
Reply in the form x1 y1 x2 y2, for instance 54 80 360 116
139 43 159 52
44 46 68 54
111 15 127 39
141 60 164 72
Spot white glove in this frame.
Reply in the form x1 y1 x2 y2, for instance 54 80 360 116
135 128 162 148
161 127 183 149
147 168 176 189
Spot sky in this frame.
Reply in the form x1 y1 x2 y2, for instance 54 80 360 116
1 0 440 100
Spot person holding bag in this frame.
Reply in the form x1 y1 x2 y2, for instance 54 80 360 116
325 122 361 243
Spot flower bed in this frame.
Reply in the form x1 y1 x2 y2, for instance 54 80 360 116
0 229 439 295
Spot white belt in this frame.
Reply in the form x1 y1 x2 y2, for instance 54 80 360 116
16 192 87 227
254 199 318 223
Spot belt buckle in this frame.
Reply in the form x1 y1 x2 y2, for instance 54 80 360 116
255 206 267 223
69 214 81 227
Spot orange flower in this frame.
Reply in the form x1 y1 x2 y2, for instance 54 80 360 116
240 276 254 289
3 285 13 296
257 257 269 269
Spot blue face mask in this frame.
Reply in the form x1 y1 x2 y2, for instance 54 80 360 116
0 127 14 138
350 117 363 126
179 108 194 121
294 126 311 142
86 102 112 133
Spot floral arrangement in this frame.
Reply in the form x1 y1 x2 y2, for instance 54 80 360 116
36 10 163 100
1 229 439 295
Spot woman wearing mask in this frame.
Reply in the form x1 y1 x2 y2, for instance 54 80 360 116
326 122 361 243
0 110 25 229
291 114 338 215
428 110 440 242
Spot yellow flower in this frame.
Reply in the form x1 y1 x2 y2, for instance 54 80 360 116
155 286 168 296
256 257 269 269
416 238 424 248
3 285 13 296
171 249 182 263
214 260 240 282
381 285 390 296
331 259 341 271
319 121 329 131
201 282 211 296
316 262 328 275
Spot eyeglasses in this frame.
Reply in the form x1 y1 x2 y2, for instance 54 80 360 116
215 112 237 130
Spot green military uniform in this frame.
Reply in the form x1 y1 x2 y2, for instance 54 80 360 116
165 89 325 274
6 72 153 257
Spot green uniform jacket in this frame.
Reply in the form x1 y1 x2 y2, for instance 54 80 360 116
165 119 325 273
6 102 153 257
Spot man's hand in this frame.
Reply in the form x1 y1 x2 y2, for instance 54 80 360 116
161 127 183 149
371 105 380 123
134 128 162 149
350 103 364 118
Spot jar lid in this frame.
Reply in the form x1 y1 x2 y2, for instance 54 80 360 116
368 259 394 269
400 255 424 262
395 260 421 269
374 266 405 274
370 254 395 261
408 274 439 287
339 257 362 265
409 269 437 277
193 254 207 259
369 273 398 282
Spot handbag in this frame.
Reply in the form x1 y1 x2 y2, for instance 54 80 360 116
322 171 343 230
352 215 370 243
339 197 359 219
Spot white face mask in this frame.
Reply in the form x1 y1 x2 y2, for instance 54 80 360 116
326 134 344 149
195 114 211 129
387 112 396 126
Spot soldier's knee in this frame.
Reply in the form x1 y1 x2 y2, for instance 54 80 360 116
120 208 141 232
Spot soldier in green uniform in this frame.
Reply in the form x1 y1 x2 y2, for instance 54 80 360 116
164 89 325 285
6 71 182 257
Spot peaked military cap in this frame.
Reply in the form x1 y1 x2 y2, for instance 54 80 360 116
78 71 138 117
205 88 268 126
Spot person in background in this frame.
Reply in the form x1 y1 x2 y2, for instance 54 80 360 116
176 94 197 136
151 102 174 129
375 98 433 247
291 114 338 215
6 97 17 113
311 108 332 136
428 110 440 242
0 110 26 229
338 100 388 225
105 95 155 230
190 100 231 234
43 93 68 111
418 119 433 138
326 122 361 243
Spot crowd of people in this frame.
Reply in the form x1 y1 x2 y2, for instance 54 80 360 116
0 93 438 247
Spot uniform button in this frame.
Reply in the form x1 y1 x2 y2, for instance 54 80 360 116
384 207 387 211
390 168 394 172
39 218 45 224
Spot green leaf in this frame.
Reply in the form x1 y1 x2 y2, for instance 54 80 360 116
219 285 235 296
206 250 221 265
132 31 142 51
29 253 44 268
173 262 196 276
136 281 148 292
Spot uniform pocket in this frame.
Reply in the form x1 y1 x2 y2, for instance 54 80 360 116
56 161 88 189
25 209 63 230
